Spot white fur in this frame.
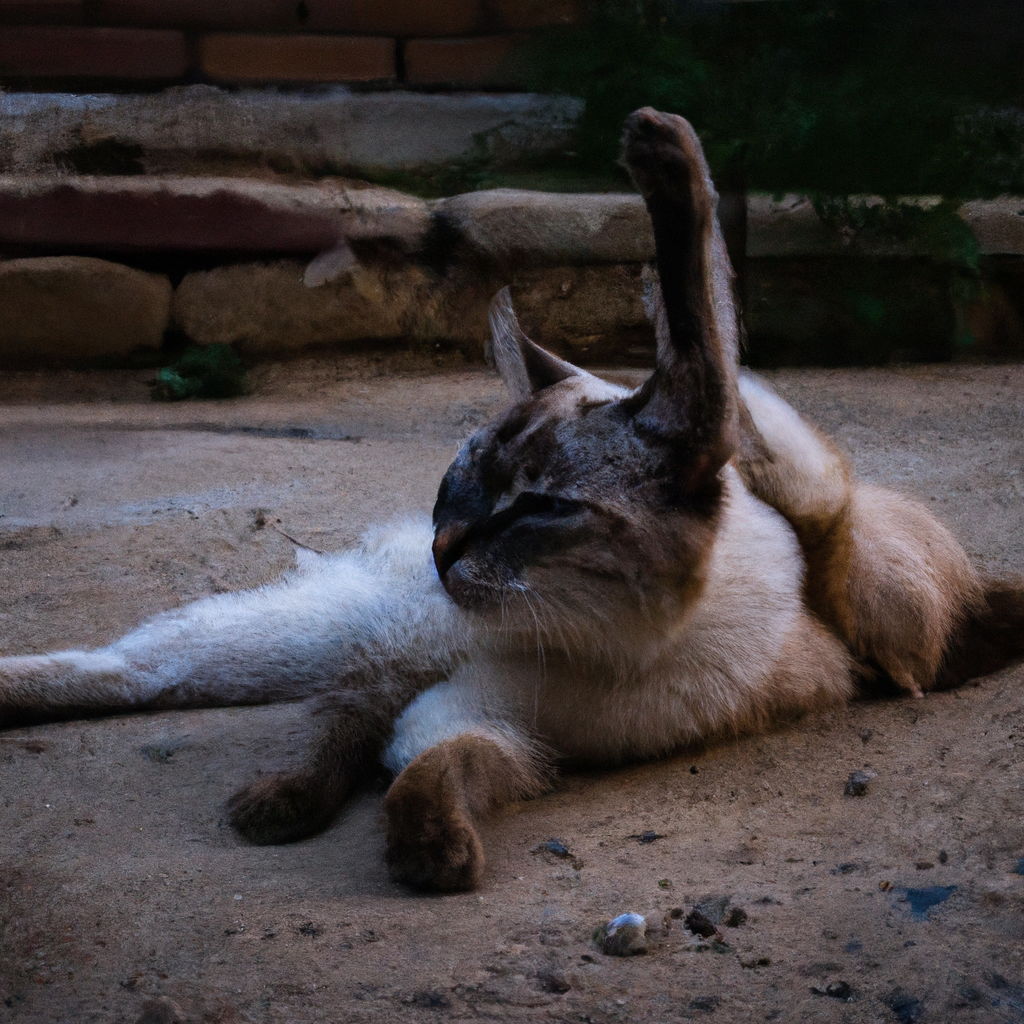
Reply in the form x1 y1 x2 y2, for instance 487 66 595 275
0 517 471 718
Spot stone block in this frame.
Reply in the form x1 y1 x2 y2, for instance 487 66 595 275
199 33 395 83
404 35 526 88
959 197 1024 255
172 260 428 355
0 26 186 78
0 256 170 360
432 190 653 266
509 264 652 360
0 176 429 254
302 0 482 36
490 0 581 29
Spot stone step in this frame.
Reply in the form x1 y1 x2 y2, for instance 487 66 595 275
5 174 1024 260
0 88 583 178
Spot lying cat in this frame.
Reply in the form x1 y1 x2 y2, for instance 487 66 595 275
2 108 1022 892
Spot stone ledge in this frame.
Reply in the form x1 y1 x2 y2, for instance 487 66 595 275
0 176 429 253
4 175 1024 260
431 189 652 265
0 88 583 177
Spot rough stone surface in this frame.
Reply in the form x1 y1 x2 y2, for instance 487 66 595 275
171 259 652 357
509 264 651 360
432 190 654 266
0 88 583 176
172 260 427 354
959 197 1024 256
0 175 429 253
0 255 170 360
746 194 1024 258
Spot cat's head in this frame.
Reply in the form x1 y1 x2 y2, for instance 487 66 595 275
431 108 739 656
430 289 724 655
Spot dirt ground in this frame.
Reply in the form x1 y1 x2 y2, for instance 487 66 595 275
1 354 1022 1024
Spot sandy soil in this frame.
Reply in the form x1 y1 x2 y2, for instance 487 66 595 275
1 355 1022 1024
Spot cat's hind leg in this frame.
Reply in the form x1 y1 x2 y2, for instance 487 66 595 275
734 372 983 696
227 674 423 844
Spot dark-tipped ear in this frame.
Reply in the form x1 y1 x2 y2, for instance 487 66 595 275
486 287 581 401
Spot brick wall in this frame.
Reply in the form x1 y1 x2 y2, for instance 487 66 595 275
0 0 580 89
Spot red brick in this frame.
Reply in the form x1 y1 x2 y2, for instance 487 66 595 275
0 0 82 25
92 0 296 31
404 35 526 88
0 26 186 77
490 0 581 30
200 33 394 83
301 0 483 37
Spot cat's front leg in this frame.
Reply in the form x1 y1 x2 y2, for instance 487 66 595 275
384 729 548 892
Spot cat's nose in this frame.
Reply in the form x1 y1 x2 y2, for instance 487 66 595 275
432 520 471 580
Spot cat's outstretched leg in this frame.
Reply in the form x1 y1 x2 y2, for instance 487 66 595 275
0 518 469 726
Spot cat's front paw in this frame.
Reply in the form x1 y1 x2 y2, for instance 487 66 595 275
384 751 485 892
226 773 337 845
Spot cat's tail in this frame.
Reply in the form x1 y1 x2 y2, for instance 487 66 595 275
936 579 1024 688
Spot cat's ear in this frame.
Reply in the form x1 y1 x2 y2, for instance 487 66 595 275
486 287 581 401
622 108 740 481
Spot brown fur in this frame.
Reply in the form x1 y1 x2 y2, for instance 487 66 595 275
384 733 549 891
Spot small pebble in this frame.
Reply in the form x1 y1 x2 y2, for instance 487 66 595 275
685 909 717 938
596 913 648 956
810 981 853 1000
844 769 877 796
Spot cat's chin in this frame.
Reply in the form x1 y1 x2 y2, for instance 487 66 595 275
439 561 517 615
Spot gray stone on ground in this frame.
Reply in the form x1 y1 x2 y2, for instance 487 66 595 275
0 256 170 360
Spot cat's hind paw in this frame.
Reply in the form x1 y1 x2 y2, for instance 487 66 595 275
226 773 338 845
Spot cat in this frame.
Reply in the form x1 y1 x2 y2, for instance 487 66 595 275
2 108 1022 892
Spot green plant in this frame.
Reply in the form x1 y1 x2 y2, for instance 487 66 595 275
524 0 1024 198
151 344 248 401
